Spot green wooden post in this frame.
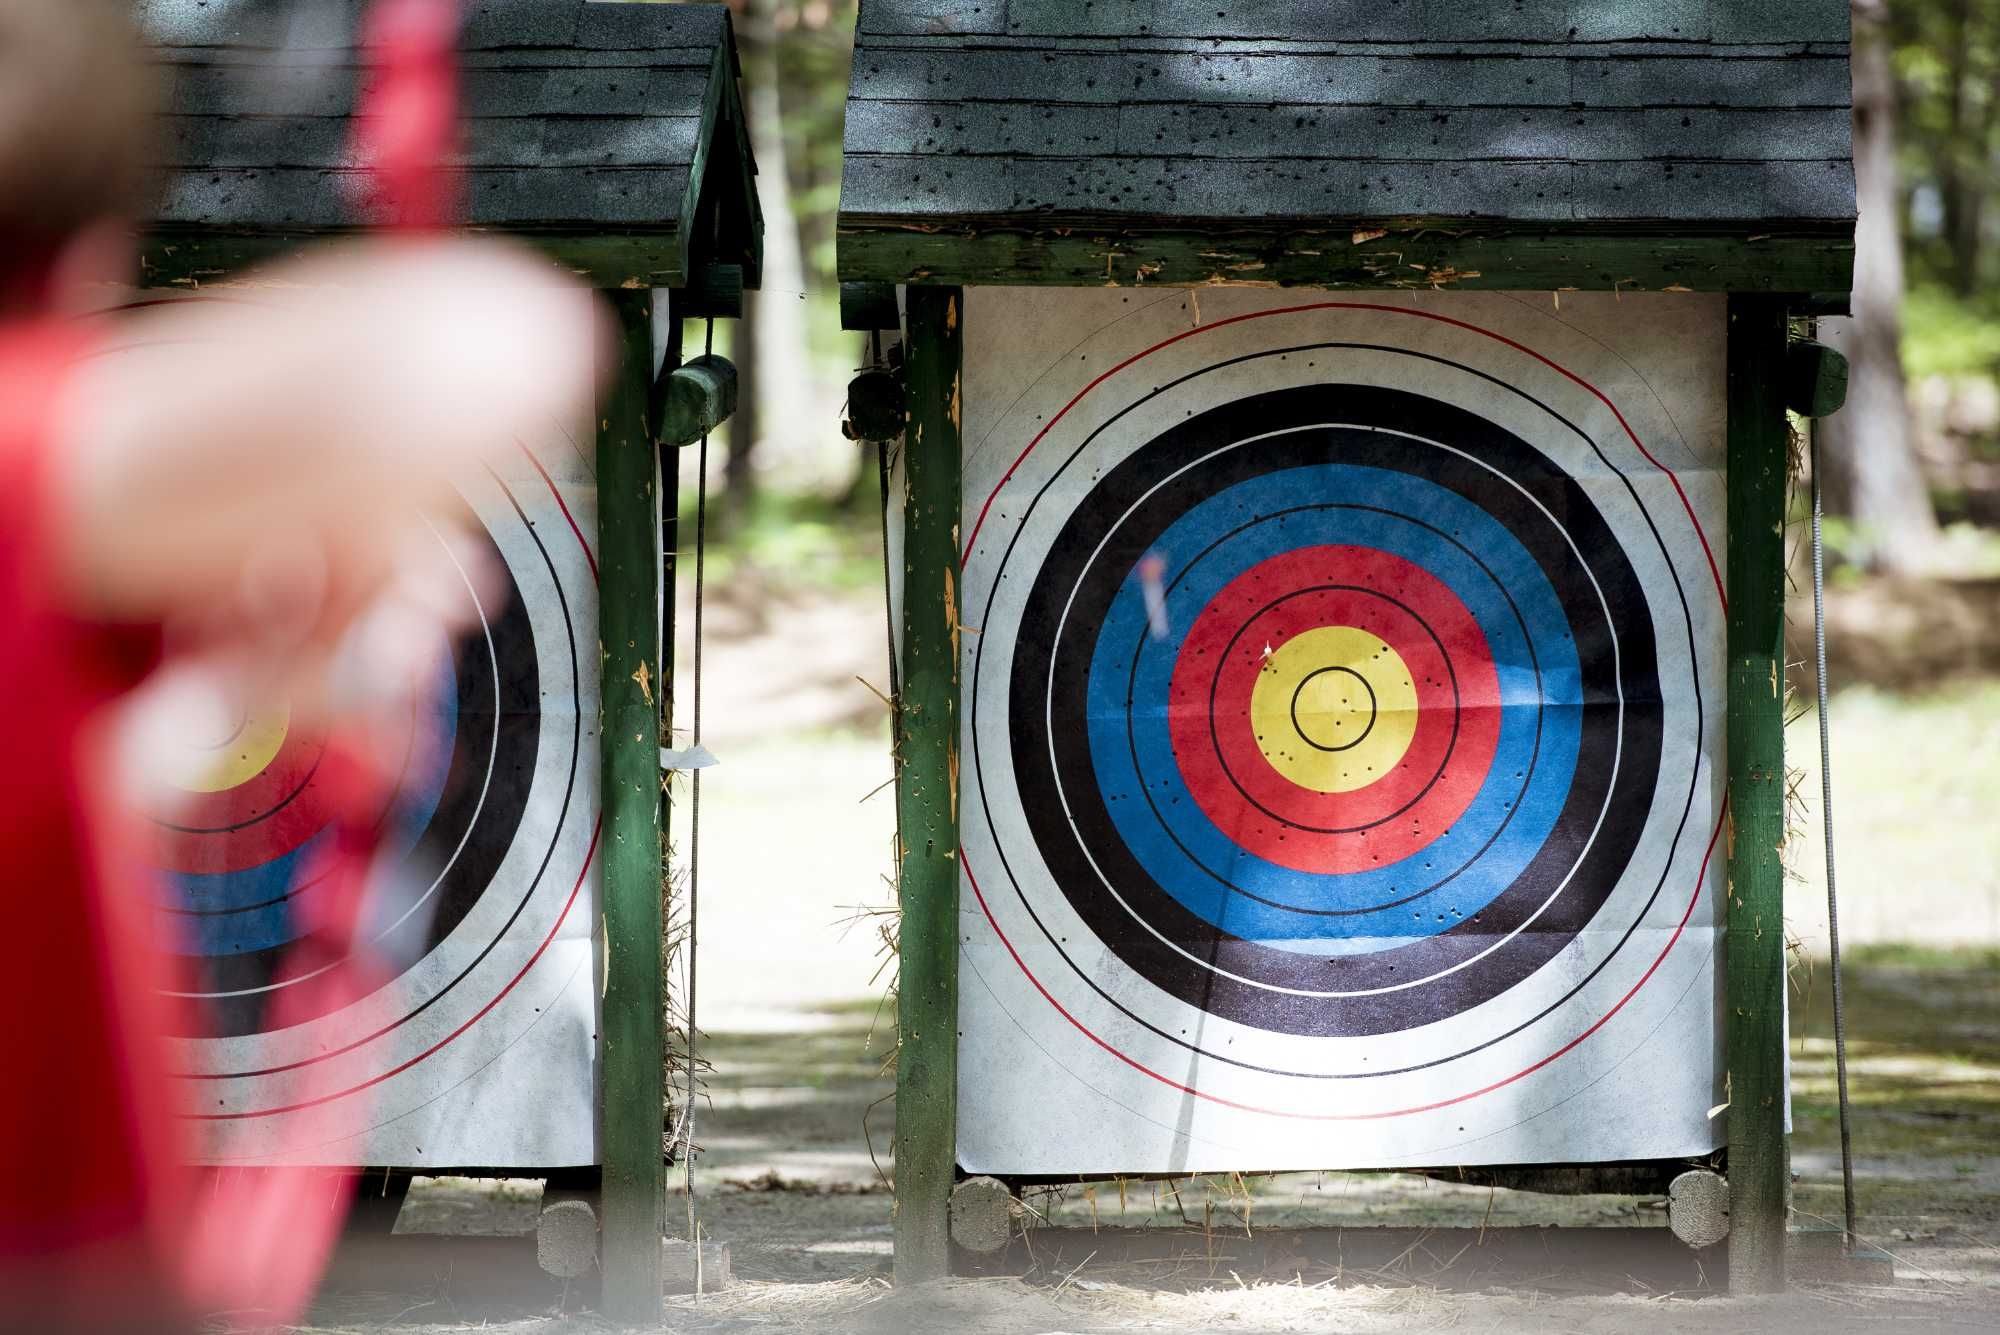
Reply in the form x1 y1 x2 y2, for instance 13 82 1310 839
894 285 964 1284
599 287 665 1321
1724 293 1792 1293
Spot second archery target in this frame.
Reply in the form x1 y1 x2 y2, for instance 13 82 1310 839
953 290 1730 1173
98 307 607 1169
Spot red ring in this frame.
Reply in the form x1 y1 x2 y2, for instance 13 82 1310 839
1166 546 1500 873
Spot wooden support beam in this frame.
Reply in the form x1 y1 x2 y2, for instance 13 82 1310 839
598 287 666 1322
1724 293 1792 1295
893 285 964 1285
837 223 1855 296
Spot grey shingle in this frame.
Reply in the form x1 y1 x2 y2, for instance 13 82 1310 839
1109 105 1851 164
844 100 1119 155
1569 0 1713 43
1009 155 1575 220
575 1 729 51
1576 158 1855 221
1712 1 1849 45
862 0 1008 36
1571 55 1850 108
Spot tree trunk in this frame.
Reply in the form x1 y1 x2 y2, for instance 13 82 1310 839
728 287 758 502
732 0 811 505
1819 0 1938 574
1936 0 1988 294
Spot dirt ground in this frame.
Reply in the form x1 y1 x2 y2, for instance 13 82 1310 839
280 574 2000 1335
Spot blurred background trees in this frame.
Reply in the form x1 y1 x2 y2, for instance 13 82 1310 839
1822 0 2000 576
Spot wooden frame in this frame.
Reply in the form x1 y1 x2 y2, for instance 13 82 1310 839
838 223 1853 299
597 289 669 1319
1722 294 1796 1293
885 284 1806 1291
892 286 965 1284
134 4 764 1320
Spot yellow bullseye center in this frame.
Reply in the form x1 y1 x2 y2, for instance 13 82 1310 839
1250 626 1418 793
168 701 292 794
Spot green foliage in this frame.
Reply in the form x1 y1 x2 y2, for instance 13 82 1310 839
682 483 882 593
1901 284 2000 379
1887 1 2000 298
765 0 859 287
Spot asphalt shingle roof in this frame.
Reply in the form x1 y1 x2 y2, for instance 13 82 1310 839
137 0 759 286
839 0 1856 232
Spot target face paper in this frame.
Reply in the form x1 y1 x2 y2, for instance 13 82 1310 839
954 289 1728 1173
111 313 605 1169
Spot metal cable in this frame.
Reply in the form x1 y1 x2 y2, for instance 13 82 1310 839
1810 426 1859 1248
681 318 713 1224
872 331 902 711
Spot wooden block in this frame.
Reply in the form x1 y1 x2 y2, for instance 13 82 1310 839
1785 338 1850 418
949 1176 1018 1255
537 1194 599 1279
661 1239 732 1294
1668 1169 1730 1250
654 353 739 448
844 366 906 442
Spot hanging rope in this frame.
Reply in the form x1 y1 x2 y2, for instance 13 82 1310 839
1810 425 1859 1248
871 330 903 716
680 316 715 1233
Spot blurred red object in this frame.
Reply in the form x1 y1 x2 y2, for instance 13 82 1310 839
353 0 464 232
1 2 467 1328
0 321 191 1330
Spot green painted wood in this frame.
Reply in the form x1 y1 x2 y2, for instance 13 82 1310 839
139 226 691 291
894 284 964 1285
678 263 747 319
654 354 739 449
844 366 906 443
1784 339 1850 419
840 279 900 331
599 287 666 1323
836 223 1854 295
1724 293 1793 1295
682 41 765 290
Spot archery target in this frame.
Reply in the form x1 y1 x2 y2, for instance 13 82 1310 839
97 290 604 1170
953 289 1728 1173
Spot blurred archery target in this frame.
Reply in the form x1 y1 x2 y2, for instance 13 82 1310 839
957 291 1728 1169
145 456 600 1164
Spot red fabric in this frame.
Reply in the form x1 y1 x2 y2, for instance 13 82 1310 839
352 0 463 232
0 322 194 1331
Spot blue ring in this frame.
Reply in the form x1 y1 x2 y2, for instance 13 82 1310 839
163 656 460 957
1082 462 1583 953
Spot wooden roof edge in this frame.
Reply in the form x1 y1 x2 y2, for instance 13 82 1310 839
136 222 698 291
678 30 765 291
832 215 1855 298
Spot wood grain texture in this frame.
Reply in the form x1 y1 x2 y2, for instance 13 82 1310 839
835 220 1854 293
893 285 965 1285
599 289 667 1321
1723 293 1792 1294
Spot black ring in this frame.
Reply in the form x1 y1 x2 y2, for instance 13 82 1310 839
1290 666 1376 753
973 366 1684 1057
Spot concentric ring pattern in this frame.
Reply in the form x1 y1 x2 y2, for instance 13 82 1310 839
957 294 1728 1166
149 460 602 1162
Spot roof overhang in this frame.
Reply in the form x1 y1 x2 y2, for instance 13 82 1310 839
135 0 762 293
